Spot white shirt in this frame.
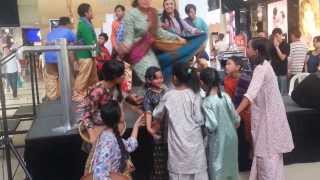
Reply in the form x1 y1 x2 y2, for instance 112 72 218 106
4 57 19 73
215 40 229 53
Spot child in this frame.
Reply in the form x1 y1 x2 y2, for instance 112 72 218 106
305 36 320 73
237 37 294 180
153 63 208 180
96 33 112 80
82 100 144 180
143 66 167 180
224 56 252 146
200 67 240 180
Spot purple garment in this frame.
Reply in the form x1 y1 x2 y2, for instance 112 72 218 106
233 72 252 108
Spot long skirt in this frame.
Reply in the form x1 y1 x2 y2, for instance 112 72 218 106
152 142 168 180
249 154 285 180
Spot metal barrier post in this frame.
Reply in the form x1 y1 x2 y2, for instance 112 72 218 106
56 39 73 131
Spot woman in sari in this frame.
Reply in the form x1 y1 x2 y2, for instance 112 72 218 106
116 0 184 83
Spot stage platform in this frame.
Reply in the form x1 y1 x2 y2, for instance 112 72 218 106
24 96 320 180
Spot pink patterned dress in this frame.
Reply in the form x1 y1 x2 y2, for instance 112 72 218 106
244 60 294 180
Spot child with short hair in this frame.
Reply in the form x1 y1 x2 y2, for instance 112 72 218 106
224 56 252 146
200 67 240 180
144 66 168 180
153 63 208 180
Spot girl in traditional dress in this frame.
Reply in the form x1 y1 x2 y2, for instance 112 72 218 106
237 37 294 180
200 67 240 180
83 101 144 180
153 63 208 180
143 67 168 180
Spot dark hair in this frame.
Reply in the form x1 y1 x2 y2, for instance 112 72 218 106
102 60 125 101
145 66 161 88
185 4 196 14
115 4 125 11
272 28 283 36
78 3 91 17
132 0 138 7
314 36 320 42
250 37 270 65
100 101 129 173
161 0 184 32
200 67 222 98
99 33 109 41
59 17 71 26
228 56 243 67
291 29 302 39
172 62 200 93
218 33 225 41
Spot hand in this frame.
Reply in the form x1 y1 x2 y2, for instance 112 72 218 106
273 39 280 47
134 114 146 128
127 94 144 106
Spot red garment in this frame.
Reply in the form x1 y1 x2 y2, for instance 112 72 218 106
224 75 252 145
96 45 111 71
224 75 238 98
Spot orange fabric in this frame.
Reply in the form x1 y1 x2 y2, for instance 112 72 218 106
224 75 252 145
111 20 121 49
224 75 238 98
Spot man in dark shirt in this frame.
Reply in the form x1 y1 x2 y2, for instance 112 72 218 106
270 28 290 95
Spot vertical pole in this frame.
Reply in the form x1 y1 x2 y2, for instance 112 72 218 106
29 53 37 116
32 54 40 104
56 39 73 131
0 65 13 180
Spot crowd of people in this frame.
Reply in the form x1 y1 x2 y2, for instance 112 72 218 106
37 0 320 180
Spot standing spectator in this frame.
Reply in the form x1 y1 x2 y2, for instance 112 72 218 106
288 29 308 77
3 44 19 98
44 17 76 101
270 28 290 95
111 5 126 51
237 37 294 180
96 33 111 80
73 3 99 102
305 36 320 73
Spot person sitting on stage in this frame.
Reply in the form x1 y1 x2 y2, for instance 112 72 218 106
73 3 99 102
236 37 294 180
44 16 76 101
116 0 183 83
161 0 199 37
184 4 208 34
82 100 144 180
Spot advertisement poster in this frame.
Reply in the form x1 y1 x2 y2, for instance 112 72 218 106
299 0 320 49
267 0 288 36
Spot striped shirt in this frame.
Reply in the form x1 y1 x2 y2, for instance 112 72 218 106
288 41 308 75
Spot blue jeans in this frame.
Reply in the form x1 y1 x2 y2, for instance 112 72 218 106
277 75 288 95
6 72 18 97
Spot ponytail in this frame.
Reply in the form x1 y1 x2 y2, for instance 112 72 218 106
200 67 222 98
113 125 129 173
187 67 200 93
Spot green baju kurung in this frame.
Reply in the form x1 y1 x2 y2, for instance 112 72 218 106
123 8 179 82
202 92 240 180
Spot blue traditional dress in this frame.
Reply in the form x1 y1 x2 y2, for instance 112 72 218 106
202 92 240 180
